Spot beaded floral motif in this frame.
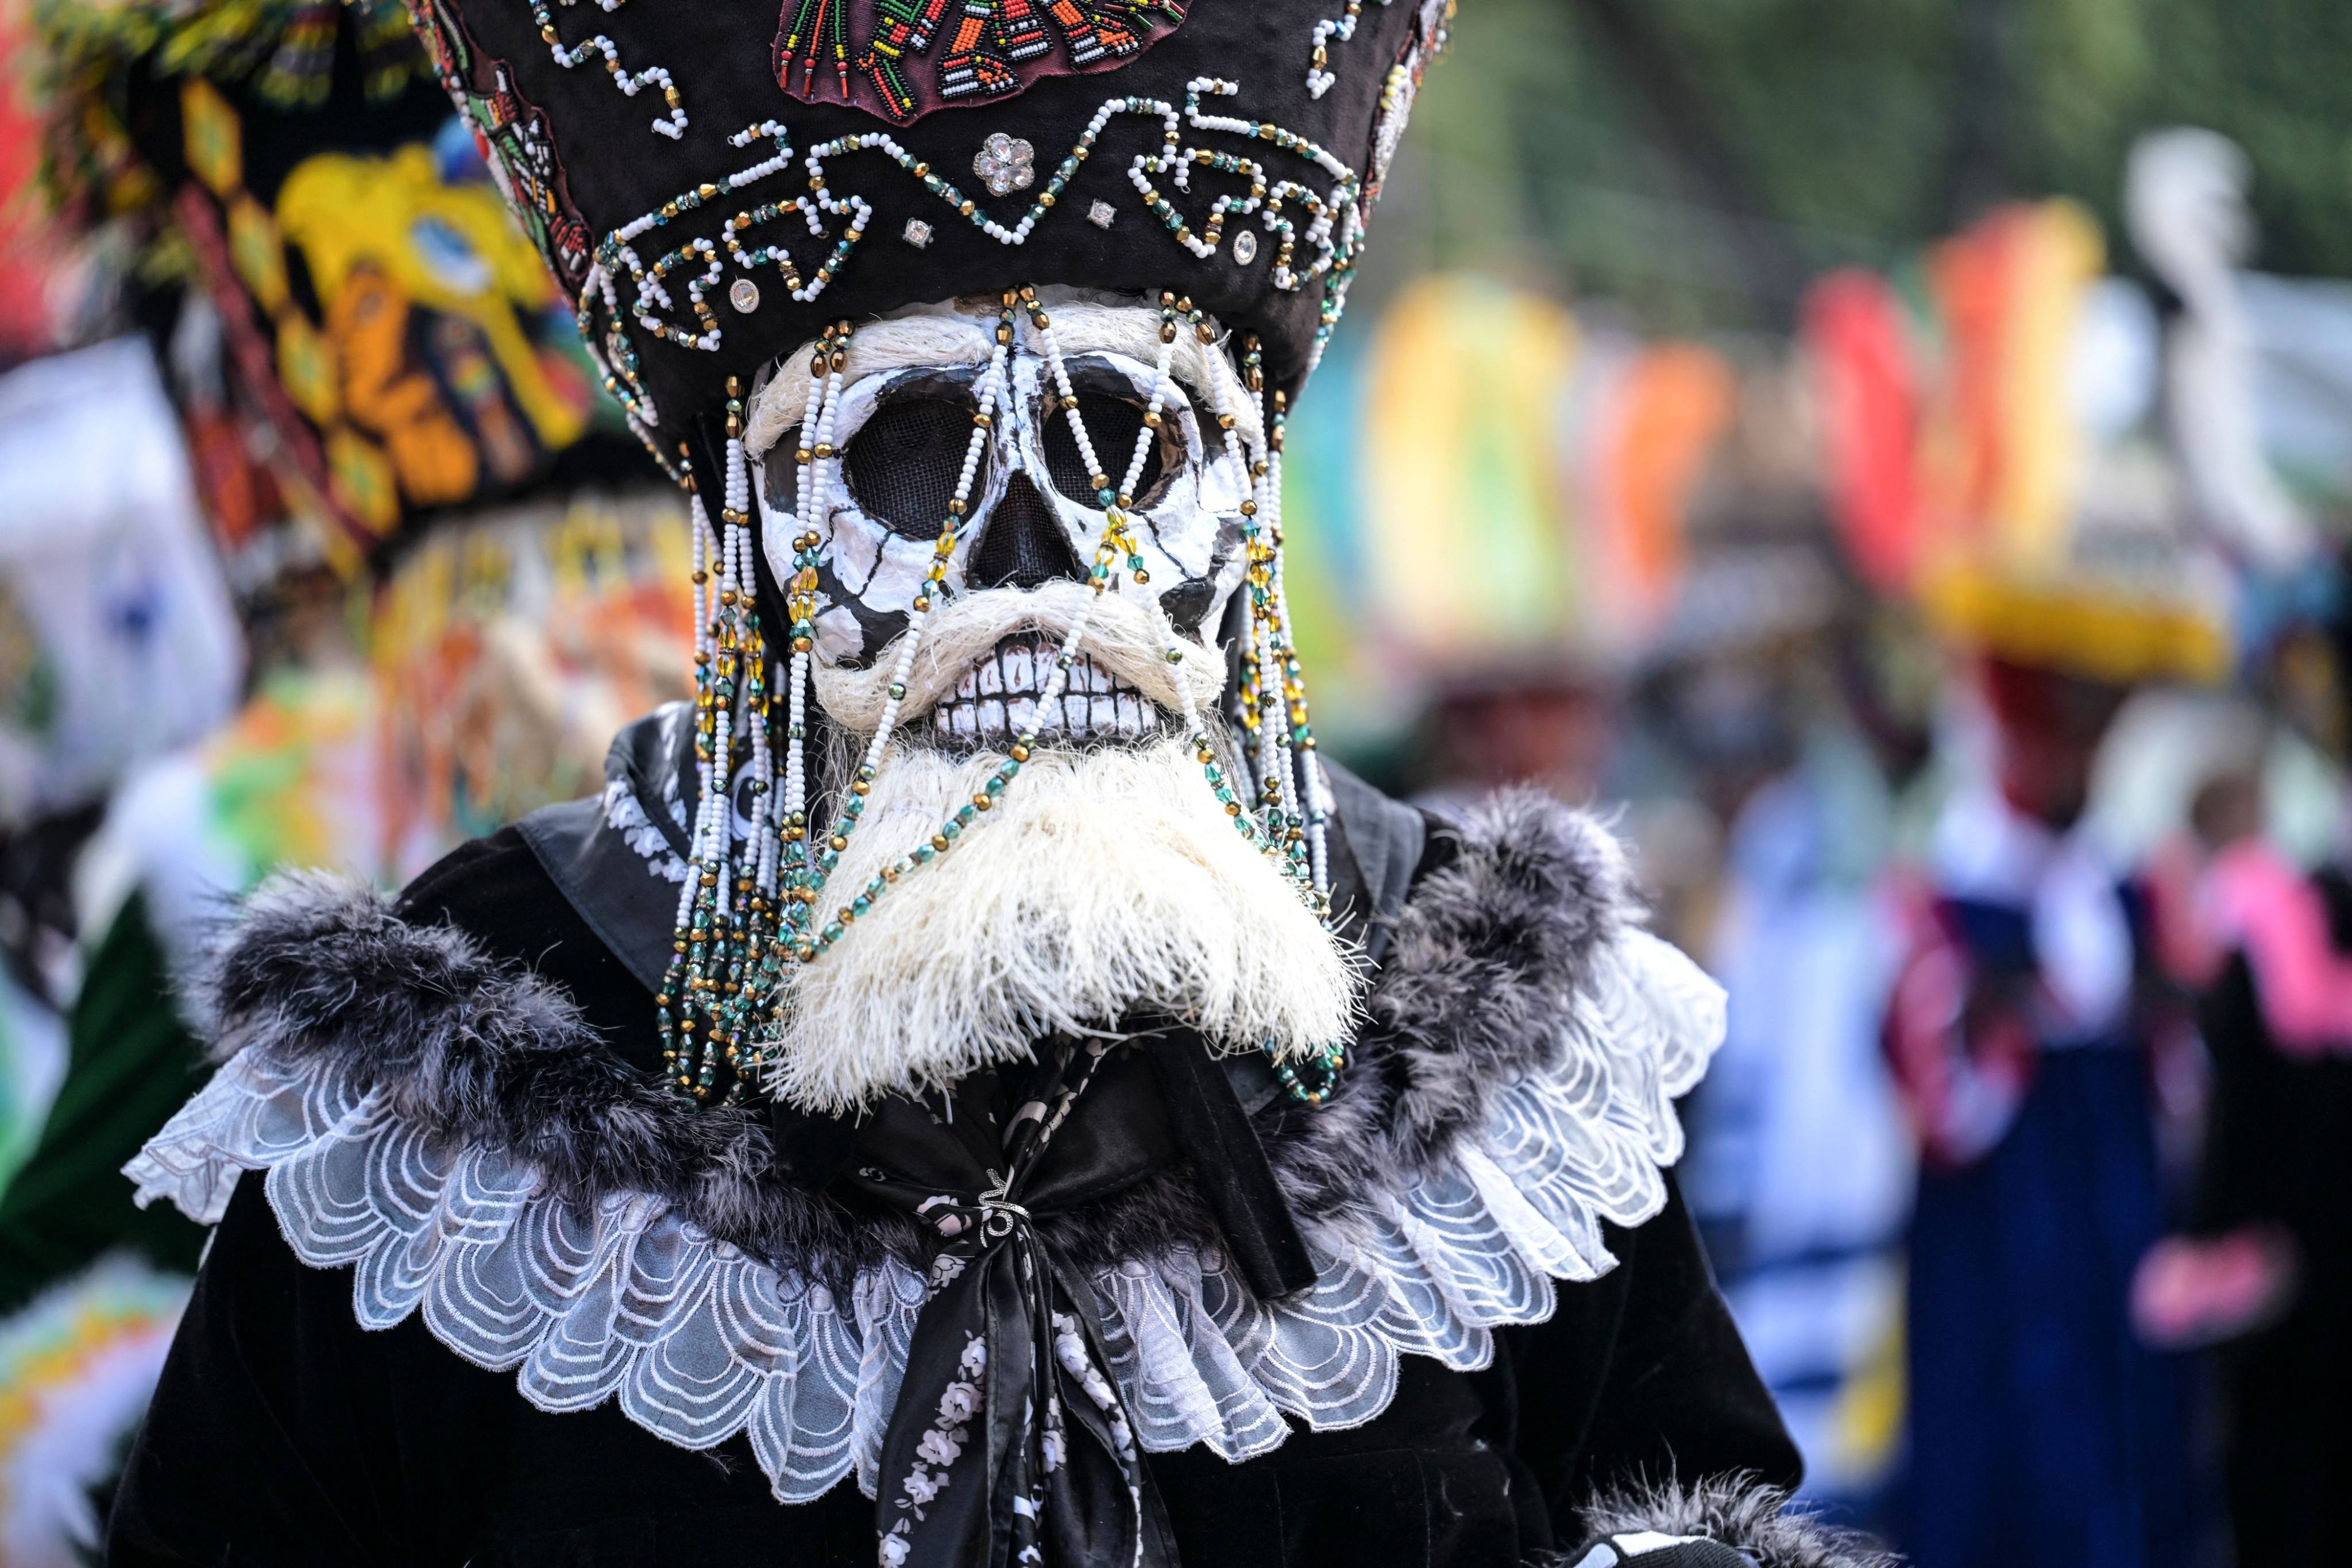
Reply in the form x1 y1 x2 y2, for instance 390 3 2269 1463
971 131 1035 196
774 0 1189 125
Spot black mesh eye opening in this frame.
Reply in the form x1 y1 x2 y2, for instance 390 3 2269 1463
842 398 988 540
760 425 801 516
1041 392 1171 506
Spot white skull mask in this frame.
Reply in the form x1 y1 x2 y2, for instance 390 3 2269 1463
750 300 1257 748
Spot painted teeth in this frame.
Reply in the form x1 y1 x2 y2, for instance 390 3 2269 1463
926 633 1160 746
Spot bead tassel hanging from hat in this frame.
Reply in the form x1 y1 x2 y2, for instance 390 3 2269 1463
1229 338 1334 897
660 374 785 1101
658 291 1343 1107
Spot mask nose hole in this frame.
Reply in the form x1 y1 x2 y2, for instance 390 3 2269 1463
970 473 1085 590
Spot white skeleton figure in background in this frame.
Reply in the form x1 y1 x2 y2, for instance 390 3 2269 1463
738 293 1356 1113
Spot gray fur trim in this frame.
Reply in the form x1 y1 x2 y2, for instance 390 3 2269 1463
1577 1477 1899 1568
202 870 893 1281
194 789 1644 1277
1262 787 1635 1223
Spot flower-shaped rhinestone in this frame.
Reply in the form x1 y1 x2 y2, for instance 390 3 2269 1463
972 133 1036 198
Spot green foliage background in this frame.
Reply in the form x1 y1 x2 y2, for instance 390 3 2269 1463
1373 0 2352 327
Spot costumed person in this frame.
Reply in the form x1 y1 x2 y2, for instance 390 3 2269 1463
0 6 690 1554
1883 652 2195 1568
2149 594 2352 1565
2127 118 2352 1529
1873 200 2231 1568
111 5 1879 1565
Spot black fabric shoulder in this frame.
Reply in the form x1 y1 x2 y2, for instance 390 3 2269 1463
394 826 663 1077
1504 1172 1801 1522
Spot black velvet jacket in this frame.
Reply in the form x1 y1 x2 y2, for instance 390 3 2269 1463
107 785 1805 1568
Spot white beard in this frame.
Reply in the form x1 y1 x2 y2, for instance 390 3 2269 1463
763 592 1361 1112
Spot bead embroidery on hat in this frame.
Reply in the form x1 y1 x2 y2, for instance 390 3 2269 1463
774 0 1191 125
527 0 688 139
577 80 1388 430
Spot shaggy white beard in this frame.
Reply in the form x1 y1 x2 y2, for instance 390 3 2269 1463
764 592 1360 1112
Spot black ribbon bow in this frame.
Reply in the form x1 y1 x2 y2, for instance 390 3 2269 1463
851 1039 1176 1568
840 1029 1316 1568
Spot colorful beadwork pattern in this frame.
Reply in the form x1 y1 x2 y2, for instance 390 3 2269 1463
414 0 597 290
772 0 1188 125
580 77 1387 429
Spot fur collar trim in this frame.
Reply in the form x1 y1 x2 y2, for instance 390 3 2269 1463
1574 1477 1898 1568
132 788 1723 1503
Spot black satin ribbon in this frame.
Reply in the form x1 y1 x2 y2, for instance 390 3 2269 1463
848 1042 1180 1568
1145 1033 1316 1299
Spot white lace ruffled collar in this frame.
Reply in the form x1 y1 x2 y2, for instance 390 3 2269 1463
128 925 1719 1504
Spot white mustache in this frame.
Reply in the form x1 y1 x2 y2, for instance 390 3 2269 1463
810 578 1226 739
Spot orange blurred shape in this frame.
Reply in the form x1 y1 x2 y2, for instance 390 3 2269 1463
1592 342 1734 637
1922 202 2103 573
1804 269 1920 595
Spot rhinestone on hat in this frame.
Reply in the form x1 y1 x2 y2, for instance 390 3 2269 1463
1231 230 1258 265
903 218 935 248
1087 200 1117 230
973 133 1036 198
728 277 762 314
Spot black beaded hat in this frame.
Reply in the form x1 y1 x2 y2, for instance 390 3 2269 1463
410 0 1454 463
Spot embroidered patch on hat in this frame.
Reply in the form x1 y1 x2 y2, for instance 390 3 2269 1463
773 0 1191 126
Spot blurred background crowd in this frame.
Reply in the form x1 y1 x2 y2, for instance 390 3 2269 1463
0 1 2345 1565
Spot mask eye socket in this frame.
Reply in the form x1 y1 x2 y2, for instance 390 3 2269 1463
1042 392 1169 507
760 426 802 516
842 396 989 540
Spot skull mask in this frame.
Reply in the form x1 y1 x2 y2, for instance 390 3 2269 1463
748 297 1256 750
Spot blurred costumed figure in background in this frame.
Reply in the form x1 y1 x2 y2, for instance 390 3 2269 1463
2138 589 2352 1566
0 6 249 1554
1819 192 2240 1567
0 5 692 1557
2119 126 2352 1568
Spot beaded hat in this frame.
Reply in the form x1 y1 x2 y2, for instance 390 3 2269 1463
410 0 1455 462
